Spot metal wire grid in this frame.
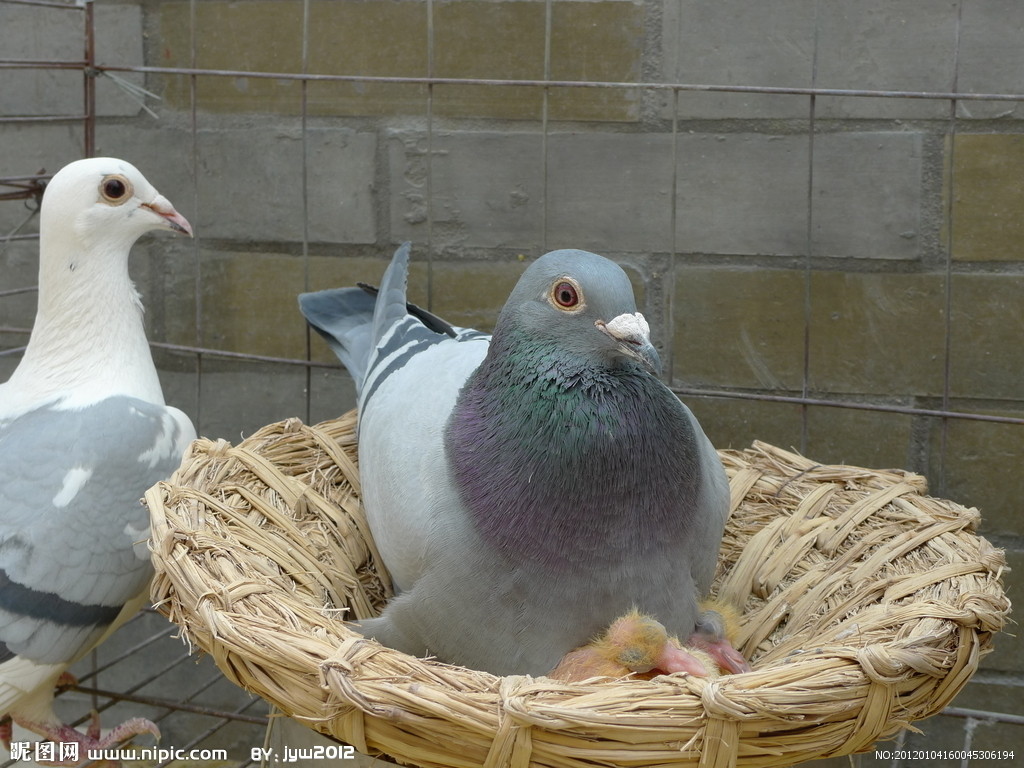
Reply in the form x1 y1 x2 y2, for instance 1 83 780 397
56 609 267 765
1 0 1022 765
3 0 1023 429
0 609 267 768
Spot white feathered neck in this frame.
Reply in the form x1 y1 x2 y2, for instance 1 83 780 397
1 164 170 419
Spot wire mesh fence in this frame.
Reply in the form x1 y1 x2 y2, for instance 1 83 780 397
1 1 1022 766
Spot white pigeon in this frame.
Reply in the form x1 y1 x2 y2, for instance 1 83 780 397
301 244 745 677
0 158 196 756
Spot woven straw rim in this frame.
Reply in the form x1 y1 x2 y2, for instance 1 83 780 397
147 409 1010 768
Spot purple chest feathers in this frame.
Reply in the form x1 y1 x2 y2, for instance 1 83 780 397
444 369 704 572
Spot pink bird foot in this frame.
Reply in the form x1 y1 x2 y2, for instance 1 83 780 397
2 672 82 751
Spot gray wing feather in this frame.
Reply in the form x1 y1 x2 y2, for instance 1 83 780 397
682 404 731 596
0 396 192 664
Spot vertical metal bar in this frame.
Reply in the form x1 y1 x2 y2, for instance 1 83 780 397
959 716 977 768
666 86 679 380
938 2 965 497
189 0 203 429
82 0 95 157
801 0 822 455
800 92 815 455
425 0 435 308
301 0 312 424
890 726 906 768
87 649 99 713
541 0 552 254
666 0 690 383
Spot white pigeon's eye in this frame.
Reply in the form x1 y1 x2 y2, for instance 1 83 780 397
99 174 133 205
550 278 583 311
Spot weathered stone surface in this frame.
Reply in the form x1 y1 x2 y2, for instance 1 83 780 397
673 266 807 391
957 0 1024 119
0 124 84 224
428 259 528 333
90 122 377 244
929 406 1024 538
547 133 674 253
148 251 392 361
431 1 546 122
159 0 642 121
675 134 809 256
376 127 920 262
0 240 39 321
2 2 146 118
807 271 946 396
684 396 805 454
159 0 305 112
957 672 1024 713
193 127 377 244
805 405 915 470
948 274 1024 400
947 134 1024 262
546 0 643 122
196 251 308 359
158 356 335 441
197 361 313 439
811 132 923 260
664 0 815 119
666 0 964 121
388 131 545 251
813 0 959 120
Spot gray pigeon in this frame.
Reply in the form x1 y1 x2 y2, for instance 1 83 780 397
300 244 733 677
0 158 195 753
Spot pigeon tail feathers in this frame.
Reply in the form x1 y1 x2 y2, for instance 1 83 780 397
299 242 462 390
298 242 415 392
369 242 414 355
298 287 378 386
302 242 487 404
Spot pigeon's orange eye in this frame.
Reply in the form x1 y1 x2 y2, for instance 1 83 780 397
552 279 581 310
99 175 132 205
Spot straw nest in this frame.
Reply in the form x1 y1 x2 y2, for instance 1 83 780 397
147 409 1009 768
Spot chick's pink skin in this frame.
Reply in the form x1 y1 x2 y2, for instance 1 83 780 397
548 611 719 682
688 601 752 674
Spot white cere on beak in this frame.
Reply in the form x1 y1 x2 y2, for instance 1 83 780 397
597 311 661 374
603 312 651 344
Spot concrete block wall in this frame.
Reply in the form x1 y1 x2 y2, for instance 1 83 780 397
2 1 1022 764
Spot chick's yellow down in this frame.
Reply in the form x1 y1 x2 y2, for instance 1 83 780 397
548 605 748 683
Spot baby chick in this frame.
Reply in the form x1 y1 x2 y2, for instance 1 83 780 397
689 599 750 675
548 609 736 683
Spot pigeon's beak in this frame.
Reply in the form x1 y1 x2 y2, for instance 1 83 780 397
596 312 662 376
143 195 193 237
